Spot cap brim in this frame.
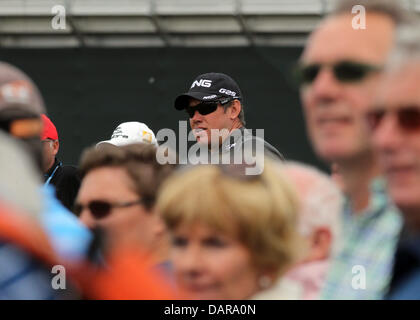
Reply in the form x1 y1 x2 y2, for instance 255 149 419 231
174 92 222 110
96 139 158 148
96 140 118 148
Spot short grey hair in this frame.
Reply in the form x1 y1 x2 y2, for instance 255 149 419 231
386 23 420 71
332 0 414 25
281 161 343 253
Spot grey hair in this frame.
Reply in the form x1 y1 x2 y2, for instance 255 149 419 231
386 23 420 71
280 161 343 254
332 0 414 25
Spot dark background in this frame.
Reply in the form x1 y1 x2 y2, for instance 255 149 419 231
0 47 326 171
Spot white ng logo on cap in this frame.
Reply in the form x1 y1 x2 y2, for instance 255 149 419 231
191 79 212 88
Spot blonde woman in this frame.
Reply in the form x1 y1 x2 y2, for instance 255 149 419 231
157 160 302 300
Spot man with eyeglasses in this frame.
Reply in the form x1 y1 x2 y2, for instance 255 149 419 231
368 25 420 299
41 114 80 211
296 0 412 299
174 72 284 164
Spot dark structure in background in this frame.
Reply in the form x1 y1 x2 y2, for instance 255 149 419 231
0 47 325 170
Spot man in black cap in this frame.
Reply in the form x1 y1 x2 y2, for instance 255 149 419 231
174 72 284 163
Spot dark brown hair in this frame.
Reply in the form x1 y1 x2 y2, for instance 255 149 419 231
79 143 175 210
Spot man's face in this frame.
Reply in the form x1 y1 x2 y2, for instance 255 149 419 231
42 139 58 172
188 98 233 145
300 13 394 162
371 62 420 227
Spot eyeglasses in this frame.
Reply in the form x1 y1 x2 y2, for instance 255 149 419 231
185 99 233 118
73 199 143 219
294 61 382 85
366 106 420 133
42 139 55 143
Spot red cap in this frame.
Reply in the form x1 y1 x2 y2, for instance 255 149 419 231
41 114 58 140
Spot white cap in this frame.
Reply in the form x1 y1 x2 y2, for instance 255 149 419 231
96 122 158 147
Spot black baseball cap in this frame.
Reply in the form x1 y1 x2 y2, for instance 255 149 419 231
174 72 242 110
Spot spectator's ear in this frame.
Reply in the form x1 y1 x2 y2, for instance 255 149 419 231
52 140 59 155
228 100 241 121
305 227 332 262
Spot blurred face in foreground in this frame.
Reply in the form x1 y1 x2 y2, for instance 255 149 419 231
370 62 420 228
171 222 260 300
77 166 161 251
300 13 394 162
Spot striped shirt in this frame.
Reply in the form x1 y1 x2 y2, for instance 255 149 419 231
320 178 403 300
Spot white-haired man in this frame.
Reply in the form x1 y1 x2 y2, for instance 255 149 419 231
297 0 411 299
254 162 343 299
369 24 420 299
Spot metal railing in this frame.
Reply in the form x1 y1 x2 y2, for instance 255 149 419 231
0 0 418 47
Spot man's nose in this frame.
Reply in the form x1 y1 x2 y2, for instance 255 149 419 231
79 208 96 229
176 244 205 276
190 109 203 122
372 112 404 154
308 67 342 105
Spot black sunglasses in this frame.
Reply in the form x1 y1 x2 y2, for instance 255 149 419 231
74 199 143 219
185 98 233 118
294 61 382 85
366 106 420 132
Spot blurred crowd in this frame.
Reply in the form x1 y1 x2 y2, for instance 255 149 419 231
0 0 419 300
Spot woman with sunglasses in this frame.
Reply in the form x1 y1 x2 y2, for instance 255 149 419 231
157 159 302 300
76 143 175 274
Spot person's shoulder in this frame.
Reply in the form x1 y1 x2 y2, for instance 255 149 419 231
59 164 79 176
62 165 78 172
238 128 284 161
388 269 420 300
54 164 80 185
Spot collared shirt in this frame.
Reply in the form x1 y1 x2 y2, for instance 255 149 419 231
213 127 284 162
44 158 80 211
320 178 403 300
44 158 62 185
283 260 330 300
182 127 284 170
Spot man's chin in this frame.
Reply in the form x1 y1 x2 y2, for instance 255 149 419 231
313 137 366 162
195 136 209 145
315 145 359 163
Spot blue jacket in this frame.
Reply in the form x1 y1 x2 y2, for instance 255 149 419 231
39 185 92 262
